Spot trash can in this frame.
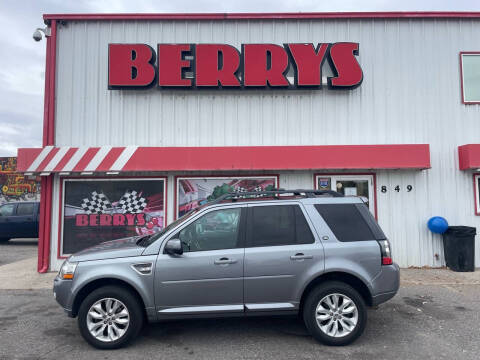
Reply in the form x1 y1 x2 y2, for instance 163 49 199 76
442 226 476 272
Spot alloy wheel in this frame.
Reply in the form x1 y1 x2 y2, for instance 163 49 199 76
86 298 130 342
315 293 358 338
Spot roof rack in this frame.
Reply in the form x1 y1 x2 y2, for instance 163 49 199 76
209 189 343 205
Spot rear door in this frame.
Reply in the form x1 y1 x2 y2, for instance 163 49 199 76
243 203 324 312
14 203 37 238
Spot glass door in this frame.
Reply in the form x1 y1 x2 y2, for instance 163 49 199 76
315 174 376 214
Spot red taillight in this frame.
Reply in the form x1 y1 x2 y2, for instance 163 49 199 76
378 240 393 266
382 257 393 265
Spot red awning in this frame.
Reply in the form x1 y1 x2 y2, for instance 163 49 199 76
458 144 480 170
17 144 431 175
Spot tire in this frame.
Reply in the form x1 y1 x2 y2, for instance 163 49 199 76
303 281 367 346
77 285 144 349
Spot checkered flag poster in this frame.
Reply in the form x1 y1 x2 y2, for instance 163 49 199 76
118 190 147 214
80 191 112 214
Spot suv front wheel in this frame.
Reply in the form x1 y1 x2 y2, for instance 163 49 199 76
303 281 367 346
77 286 144 349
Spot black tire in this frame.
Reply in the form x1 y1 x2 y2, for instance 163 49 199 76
303 281 367 346
77 285 144 349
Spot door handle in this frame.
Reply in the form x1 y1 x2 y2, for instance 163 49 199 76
214 257 237 265
290 253 313 261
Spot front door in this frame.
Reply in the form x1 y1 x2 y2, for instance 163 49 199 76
0 203 17 238
13 203 36 238
244 203 324 312
155 206 245 315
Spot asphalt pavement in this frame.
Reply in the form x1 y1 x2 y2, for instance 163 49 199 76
0 284 479 360
0 238 37 266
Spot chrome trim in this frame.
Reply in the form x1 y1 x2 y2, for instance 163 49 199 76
245 302 295 310
158 304 244 313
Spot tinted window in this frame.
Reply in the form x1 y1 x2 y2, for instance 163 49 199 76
0 204 15 216
178 208 241 252
314 203 379 242
249 205 314 247
17 203 34 216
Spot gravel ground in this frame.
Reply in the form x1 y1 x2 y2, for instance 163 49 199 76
0 284 478 360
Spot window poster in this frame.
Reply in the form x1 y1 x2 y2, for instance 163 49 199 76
176 176 278 218
61 178 166 255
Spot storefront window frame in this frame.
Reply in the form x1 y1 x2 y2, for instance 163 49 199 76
460 52 480 104
314 173 377 219
175 175 279 220
58 176 167 259
474 174 480 216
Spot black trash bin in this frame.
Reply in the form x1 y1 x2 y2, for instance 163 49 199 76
442 226 476 272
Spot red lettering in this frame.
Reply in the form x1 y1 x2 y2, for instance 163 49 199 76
196 44 240 87
108 44 156 88
89 214 99 226
158 44 192 87
125 213 136 226
75 214 89 226
243 44 289 87
327 42 363 89
113 214 125 226
136 213 146 226
287 43 329 87
99 214 112 226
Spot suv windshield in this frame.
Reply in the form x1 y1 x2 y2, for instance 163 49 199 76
138 207 203 247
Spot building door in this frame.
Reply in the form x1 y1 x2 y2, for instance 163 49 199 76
316 174 376 214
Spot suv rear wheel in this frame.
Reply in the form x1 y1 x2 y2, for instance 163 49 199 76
303 281 367 346
77 286 143 349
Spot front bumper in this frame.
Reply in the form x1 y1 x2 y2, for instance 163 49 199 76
53 276 75 317
371 263 400 306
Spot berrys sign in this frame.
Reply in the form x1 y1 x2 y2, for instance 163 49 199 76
108 43 363 90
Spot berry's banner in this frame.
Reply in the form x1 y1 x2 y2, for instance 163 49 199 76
61 178 166 255
176 176 278 218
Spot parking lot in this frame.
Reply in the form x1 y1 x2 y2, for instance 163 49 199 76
0 248 479 360
0 238 37 266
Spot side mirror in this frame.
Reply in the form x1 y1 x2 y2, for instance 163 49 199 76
164 238 183 256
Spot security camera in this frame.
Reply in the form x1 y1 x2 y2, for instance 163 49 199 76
33 29 43 41
33 27 50 41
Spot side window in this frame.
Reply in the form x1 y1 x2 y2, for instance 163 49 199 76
0 204 15 217
249 205 314 247
178 208 242 252
16 203 34 216
314 203 378 242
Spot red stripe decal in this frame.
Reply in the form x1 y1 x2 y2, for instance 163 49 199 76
35 147 60 172
53 148 78 172
96 147 126 171
72 148 100 172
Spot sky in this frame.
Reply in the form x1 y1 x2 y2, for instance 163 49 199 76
0 0 479 157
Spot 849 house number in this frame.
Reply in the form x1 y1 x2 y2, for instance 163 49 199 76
380 185 413 193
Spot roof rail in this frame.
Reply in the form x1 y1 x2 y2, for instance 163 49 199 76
209 189 343 204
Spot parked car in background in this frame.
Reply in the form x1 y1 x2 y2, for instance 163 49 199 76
53 190 399 349
0 202 40 242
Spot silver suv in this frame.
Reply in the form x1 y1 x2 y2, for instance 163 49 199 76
53 190 399 349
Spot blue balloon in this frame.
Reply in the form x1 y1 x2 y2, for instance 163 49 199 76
427 216 449 234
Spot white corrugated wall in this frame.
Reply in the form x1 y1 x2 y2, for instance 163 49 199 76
49 18 480 269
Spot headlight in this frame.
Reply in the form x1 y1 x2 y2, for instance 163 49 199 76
58 260 78 280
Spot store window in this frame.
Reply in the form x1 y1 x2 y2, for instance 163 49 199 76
475 174 480 215
315 174 376 215
460 53 480 104
60 178 166 256
176 176 278 219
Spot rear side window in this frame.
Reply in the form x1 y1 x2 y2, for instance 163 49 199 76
16 203 34 216
314 203 385 242
248 205 315 247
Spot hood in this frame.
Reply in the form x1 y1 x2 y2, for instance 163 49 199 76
69 236 146 262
